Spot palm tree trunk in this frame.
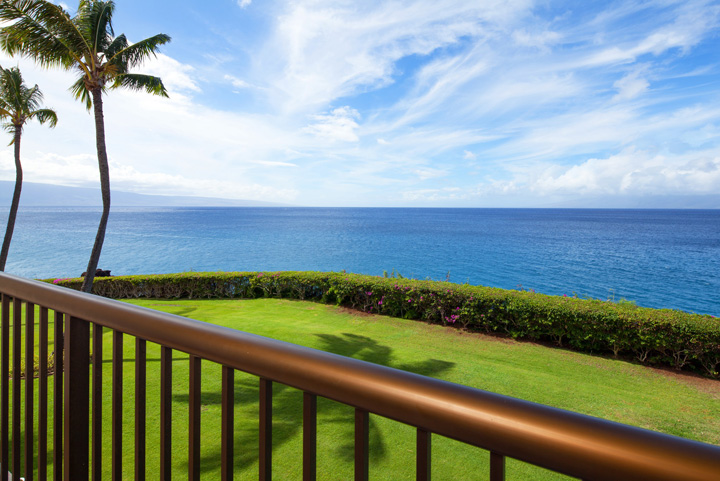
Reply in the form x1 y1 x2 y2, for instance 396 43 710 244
81 89 111 293
0 128 22 271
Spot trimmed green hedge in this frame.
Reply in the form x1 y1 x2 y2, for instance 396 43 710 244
46 271 720 378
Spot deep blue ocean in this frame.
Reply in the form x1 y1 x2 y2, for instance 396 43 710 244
2 207 718 315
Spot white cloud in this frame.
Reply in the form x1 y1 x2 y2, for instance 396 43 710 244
512 29 561 50
138 53 201 94
238 0 252 8
377 138 390 145
302 106 361 142
525 148 720 197
413 167 448 181
224 74 262 91
463 150 476 160
613 69 649 101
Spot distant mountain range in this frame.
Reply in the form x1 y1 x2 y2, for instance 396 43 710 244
1 180 717 209
0 181 290 207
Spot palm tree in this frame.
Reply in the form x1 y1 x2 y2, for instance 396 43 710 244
0 65 57 271
0 0 170 292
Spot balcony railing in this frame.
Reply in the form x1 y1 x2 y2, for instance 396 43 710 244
0 272 719 480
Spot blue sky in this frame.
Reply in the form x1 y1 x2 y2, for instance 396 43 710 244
1 0 719 207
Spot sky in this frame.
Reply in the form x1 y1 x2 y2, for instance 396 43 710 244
0 0 719 207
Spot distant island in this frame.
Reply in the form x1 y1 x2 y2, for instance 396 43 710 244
0 181 291 207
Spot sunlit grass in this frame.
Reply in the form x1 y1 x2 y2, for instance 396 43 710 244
8 297 720 479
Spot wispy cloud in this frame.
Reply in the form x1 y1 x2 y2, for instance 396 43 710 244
303 106 361 142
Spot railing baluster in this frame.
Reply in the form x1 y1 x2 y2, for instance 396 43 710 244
112 331 123 481
303 392 317 481
1 294 10 480
64 316 90 481
135 338 146 481
416 428 431 481
189 355 201 481
25 302 35 481
12 298 21 478
53 311 63 481
259 378 272 481
354 408 369 481
38 307 48 481
92 324 102 481
221 366 234 481
490 452 505 481
160 346 172 481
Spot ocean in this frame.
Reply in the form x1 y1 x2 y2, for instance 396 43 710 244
2 207 718 315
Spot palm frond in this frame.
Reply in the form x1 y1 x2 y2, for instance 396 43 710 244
28 107 57 127
78 0 114 55
70 75 93 110
3 122 19 144
110 73 168 97
0 66 26 112
24 83 43 107
0 0 91 71
0 63 57 138
105 33 127 64
107 33 170 70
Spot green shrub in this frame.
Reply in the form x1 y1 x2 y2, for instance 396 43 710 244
45 271 720 378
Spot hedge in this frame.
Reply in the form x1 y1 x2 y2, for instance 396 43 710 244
45 271 720 378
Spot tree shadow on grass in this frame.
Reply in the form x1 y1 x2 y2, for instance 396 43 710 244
172 333 455 475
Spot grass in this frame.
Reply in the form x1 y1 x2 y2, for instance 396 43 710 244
7 297 720 480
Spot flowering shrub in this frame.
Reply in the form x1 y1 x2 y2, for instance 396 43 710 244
44 271 720 377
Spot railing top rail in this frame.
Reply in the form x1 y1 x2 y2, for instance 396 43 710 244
1 272 718 481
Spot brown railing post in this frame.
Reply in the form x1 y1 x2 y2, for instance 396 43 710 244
221 366 234 481
53 312 63 481
38 307 48 481
25 302 34 481
189 355 201 481
417 428 431 481
12 298 21 478
135 338 147 481
259 378 272 481
303 392 317 481
112 331 123 481
160 346 172 481
490 452 505 481
92 324 102 481
355 408 369 481
1 294 9 480
64 316 90 481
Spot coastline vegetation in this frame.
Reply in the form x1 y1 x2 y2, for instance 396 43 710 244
48 271 720 378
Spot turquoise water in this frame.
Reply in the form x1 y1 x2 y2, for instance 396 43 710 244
3 207 719 315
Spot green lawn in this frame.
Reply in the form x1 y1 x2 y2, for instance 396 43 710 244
9 297 720 480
